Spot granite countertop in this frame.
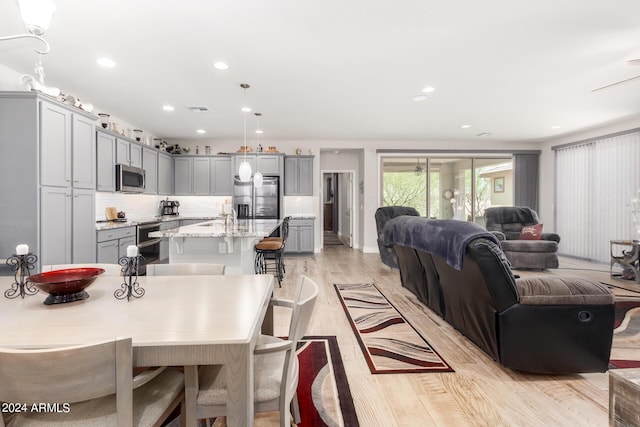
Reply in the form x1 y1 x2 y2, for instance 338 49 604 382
149 219 282 239
288 214 316 219
95 216 220 231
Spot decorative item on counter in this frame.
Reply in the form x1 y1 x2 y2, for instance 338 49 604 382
295 148 302 155
257 144 263 153
265 146 278 153
133 129 143 141
114 245 145 301
196 145 199 154
98 113 110 129
183 147 190 154
110 122 119 133
205 145 211 155
4 244 38 299
153 138 162 148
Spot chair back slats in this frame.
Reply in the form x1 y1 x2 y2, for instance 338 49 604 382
0 338 132 407
146 263 225 276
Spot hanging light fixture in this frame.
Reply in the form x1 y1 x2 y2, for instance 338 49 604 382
414 158 424 175
253 112 264 188
0 0 56 54
238 83 252 182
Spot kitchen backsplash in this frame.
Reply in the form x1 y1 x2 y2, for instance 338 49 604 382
95 193 229 220
283 196 316 216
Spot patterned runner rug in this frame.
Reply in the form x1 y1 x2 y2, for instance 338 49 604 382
609 298 640 369
334 283 453 374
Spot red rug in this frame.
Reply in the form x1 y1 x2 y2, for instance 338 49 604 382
609 299 640 369
296 336 359 426
334 283 453 374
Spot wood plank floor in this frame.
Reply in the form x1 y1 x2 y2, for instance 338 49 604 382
252 246 640 427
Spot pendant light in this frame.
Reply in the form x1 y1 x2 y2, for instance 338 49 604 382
238 83 252 182
253 112 263 188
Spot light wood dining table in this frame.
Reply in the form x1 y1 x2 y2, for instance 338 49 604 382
0 273 274 427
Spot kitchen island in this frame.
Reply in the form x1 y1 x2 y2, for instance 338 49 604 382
149 219 281 275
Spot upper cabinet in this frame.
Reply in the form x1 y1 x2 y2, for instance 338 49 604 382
96 130 116 192
116 138 142 168
211 156 232 195
284 156 313 196
174 156 232 196
158 153 174 195
143 147 158 194
233 153 283 176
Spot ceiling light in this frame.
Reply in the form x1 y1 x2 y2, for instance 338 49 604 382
551 125 561 129
421 86 435 93
255 129 263 134
461 124 471 129
196 129 206 134
412 95 428 102
253 112 263 188
476 132 492 137
0 0 56 54
212 61 229 70
163 105 175 112
97 57 116 68
238 83 252 182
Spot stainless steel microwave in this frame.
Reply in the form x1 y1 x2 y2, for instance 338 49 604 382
115 164 145 192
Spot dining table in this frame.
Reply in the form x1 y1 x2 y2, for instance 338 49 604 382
0 273 274 427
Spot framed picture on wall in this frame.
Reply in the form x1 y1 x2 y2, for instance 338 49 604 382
494 177 505 193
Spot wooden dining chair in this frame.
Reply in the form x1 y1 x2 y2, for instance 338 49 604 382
145 263 226 276
192 275 319 426
42 263 123 276
0 337 184 427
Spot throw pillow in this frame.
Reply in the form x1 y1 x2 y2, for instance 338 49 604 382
519 224 543 240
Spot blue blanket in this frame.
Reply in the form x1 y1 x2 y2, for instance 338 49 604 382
383 216 500 270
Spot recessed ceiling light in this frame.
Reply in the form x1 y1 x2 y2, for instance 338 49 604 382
551 125 561 129
212 61 229 70
196 129 206 134
461 124 471 129
412 95 428 102
255 130 263 134
241 106 251 112
476 132 492 137
421 86 435 93
163 105 175 112
96 57 116 68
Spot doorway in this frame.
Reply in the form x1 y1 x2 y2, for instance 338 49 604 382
322 171 355 248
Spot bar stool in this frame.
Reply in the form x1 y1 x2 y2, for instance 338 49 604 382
254 217 290 286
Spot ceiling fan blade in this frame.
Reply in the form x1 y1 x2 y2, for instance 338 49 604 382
592 74 640 92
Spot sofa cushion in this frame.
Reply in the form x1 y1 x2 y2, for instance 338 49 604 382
519 224 543 240
501 239 557 253
516 276 614 305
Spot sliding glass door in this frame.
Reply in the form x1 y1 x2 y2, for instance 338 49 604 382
381 155 514 222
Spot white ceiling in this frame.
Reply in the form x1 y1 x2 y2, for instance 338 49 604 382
2 0 640 144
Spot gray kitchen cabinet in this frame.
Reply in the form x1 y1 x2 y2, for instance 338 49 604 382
116 138 143 168
96 226 137 264
96 130 116 191
285 218 315 254
143 147 158 194
174 157 192 195
233 153 283 177
158 153 174 195
193 157 211 195
284 156 313 196
0 92 97 267
211 156 232 195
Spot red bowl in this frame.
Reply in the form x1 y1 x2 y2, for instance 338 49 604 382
28 268 105 304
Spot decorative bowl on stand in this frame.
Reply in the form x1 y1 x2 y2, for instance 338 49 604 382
28 268 105 305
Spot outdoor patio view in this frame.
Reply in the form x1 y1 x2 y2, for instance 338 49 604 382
381 157 514 225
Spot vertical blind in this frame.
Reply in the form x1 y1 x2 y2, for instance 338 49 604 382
554 131 640 262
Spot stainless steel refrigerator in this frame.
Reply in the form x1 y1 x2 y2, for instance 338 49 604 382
233 176 280 219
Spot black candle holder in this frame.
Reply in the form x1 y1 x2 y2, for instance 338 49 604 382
5 253 39 299
114 255 145 301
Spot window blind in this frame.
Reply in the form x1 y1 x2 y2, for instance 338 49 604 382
554 132 640 262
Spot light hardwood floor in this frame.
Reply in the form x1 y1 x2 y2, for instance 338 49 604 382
251 246 640 427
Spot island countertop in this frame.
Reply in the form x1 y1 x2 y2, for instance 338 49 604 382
149 219 281 239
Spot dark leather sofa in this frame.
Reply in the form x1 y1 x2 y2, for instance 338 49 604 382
383 216 615 374
375 206 420 268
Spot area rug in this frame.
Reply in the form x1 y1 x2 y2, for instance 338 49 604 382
609 298 640 369
167 336 359 427
334 283 453 374
324 231 344 246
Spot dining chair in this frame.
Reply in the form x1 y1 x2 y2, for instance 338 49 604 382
42 263 123 276
192 275 319 426
0 337 184 427
145 263 226 276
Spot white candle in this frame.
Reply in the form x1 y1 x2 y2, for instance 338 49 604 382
126 245 139 257
16 244 29 255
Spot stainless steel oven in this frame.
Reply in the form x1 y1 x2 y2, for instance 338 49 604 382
137 221 161 270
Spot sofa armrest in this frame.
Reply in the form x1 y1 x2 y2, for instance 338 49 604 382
489 230 506 241
541 232 561 243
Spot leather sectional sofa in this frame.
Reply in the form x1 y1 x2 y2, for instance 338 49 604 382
383 215 615 374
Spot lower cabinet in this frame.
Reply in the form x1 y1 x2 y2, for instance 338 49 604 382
158 220 180 261
96 226 137 264
285 218 314 254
